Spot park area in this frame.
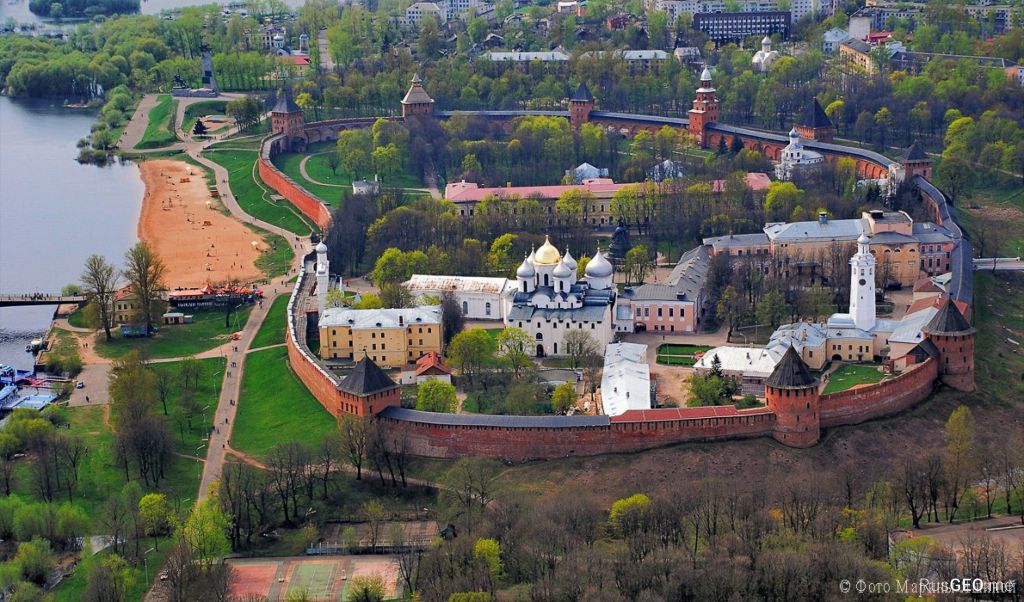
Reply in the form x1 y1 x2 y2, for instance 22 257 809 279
226 556 403 601
655 344 712 366
94 307 251 359
134 94 178 149
821 362 888 394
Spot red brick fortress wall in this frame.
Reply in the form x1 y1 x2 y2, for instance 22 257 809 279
819 359 938 428
379 407 775 461
259 137 332 230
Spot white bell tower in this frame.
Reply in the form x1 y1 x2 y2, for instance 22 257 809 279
849 233 876 331
316 241 329 315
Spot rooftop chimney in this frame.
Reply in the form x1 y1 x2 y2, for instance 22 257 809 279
818 211 828 225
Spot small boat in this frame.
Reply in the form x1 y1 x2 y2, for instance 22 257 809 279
25 338 44 353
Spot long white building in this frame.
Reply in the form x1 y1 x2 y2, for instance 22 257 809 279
404 275 514 321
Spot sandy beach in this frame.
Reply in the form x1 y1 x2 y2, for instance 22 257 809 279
138 159 262 287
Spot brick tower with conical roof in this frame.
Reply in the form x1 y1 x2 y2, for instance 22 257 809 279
338 353 401 416
401 73 435 118
766 346 821 447
688 66 720 147
569 81 595 129
899 143 932 179
922 296 975 392
271 88 307 151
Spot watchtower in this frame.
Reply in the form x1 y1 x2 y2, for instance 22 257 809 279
922 296 975 392
899 143 933 180
569 81 595 129
765 346 821 448
401 73 435 119
338 354 401 416
271 88 307 152
795 98 833 142
688 66 720 147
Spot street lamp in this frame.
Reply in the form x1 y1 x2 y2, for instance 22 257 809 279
143 546 156 584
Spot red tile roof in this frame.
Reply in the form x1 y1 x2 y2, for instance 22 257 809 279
415 351 451 376
444 178 631 203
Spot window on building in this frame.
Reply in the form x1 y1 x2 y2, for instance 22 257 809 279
485 302 491 316
462 301 468 314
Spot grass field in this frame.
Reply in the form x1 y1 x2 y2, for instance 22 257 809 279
203 148 316 236
94 308 251 360
181 100 227 136
68 307 89 328
254 228 295 279
271 147 345 205
149 357 226 458
821 363 887 395
657 344 713 356
232 346 335 459
251 295 289 348
135 95 178 149
656 355 698 366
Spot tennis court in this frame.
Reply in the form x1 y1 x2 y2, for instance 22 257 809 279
227 555 402 601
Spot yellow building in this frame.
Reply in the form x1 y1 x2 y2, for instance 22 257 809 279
318 307 442 367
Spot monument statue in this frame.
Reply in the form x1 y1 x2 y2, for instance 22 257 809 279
609 217 630 261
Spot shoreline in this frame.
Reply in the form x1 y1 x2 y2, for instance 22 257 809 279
137 158 263 288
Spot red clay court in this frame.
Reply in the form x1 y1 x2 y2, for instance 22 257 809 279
227 556 402 601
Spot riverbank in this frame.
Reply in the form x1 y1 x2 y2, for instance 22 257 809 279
138 159 262 287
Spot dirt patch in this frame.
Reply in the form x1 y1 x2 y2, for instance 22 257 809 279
138 159 263 288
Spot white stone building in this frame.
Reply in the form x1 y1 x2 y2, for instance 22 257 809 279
752 36 780 72
601 343 651 416
403 275 514 320
505 236 621 357
774 128 824 180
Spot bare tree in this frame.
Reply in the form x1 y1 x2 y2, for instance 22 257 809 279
338 414 368 480
80 254 119 341
563 329 598 371
122 242 167 334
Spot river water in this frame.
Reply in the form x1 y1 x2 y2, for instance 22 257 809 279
0 96 143 371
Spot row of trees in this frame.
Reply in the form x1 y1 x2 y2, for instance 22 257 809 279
413 407 1024 600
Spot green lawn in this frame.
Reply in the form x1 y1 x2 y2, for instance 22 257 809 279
203 148 316 236
657 344 713 356
94 307 251 360
149 357 227 458
135 94 179 150
181 100 228 137
68 307 90 329
272 148 346 205
821 363 887 395
251 295 289 348
656 355 697 366
254 228 295 279
972 272 1024 405
232 346 335 459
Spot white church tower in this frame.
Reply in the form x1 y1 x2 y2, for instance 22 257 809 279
848 233 876 331
316 241 329 315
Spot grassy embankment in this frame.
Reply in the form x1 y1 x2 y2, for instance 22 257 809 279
203 146 316 236
231 346 335 460
135 94 179 149
94 308 251 360
250 295 289 349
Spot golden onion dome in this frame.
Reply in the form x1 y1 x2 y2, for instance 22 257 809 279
534 235 562 265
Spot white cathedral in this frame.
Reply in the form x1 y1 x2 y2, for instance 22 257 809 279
505 236 632 357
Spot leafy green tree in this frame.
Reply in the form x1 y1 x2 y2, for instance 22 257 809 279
764 182 805 222
623 244 652 285
353 294 384 310
609 493 650 533
181 494 230 570
551 382 577 415
755 289 789 327
447 329 493 386
487 234 518 276
416 380 457 413
139 493 174 549
347 574 386 602
371 144 401 180
14 538 53 585
496 327 531 378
